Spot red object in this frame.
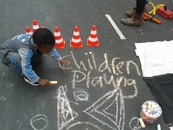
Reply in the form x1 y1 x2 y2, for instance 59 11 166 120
32 20 39 32
54 26 65 49
87 25 99 47
25 26 32 34
70 26 82 48
156 6 173 19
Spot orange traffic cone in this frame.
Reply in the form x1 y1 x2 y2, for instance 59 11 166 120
54 26 65 49
87 25 99 46
32 20 39 32
70 26 82 48
25 26 32 34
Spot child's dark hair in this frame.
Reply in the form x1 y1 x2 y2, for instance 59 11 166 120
32 28 55 47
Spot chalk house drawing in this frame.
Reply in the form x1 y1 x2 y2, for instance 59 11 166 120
56 85 78 130
84 88 125 130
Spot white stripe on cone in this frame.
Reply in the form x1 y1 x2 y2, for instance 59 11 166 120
71 38 81 43
88 37 98 42
56 39 63 43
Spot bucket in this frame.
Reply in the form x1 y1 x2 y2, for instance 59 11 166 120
140 100 162 123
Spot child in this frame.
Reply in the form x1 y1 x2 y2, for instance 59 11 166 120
0 28 69 87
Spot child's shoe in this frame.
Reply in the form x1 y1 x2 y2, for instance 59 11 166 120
24 77 40 87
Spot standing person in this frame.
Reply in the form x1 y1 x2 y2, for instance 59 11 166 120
121 0 147 26
0 28 69 87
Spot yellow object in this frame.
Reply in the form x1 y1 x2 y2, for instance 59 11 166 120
143 1 165 24
147 1 165 15
50 81 58 85
139 118 146 128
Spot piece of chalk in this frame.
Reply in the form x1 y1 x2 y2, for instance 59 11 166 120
157 124 161 130
139 118 146 128
50 81 58 85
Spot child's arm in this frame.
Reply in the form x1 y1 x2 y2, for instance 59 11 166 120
49 48 70 68
49 48 61 61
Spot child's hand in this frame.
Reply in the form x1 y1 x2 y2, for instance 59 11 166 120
38 78 51 87
59 59 70 68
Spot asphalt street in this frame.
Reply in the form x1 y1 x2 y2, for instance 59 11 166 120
0 0 173 130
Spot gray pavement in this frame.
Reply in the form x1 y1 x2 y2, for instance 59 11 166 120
0 0 173 130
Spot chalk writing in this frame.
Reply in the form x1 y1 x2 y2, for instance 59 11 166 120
70 51 140 99
30 114 48 130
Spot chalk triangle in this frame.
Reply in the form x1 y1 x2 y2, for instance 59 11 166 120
84 89 125 130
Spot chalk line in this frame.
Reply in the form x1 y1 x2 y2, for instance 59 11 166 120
105 14 126 40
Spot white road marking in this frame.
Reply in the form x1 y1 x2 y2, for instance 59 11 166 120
105 14 126 40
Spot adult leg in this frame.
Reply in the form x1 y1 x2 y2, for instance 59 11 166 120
121 0 147 26
136 0 147 14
